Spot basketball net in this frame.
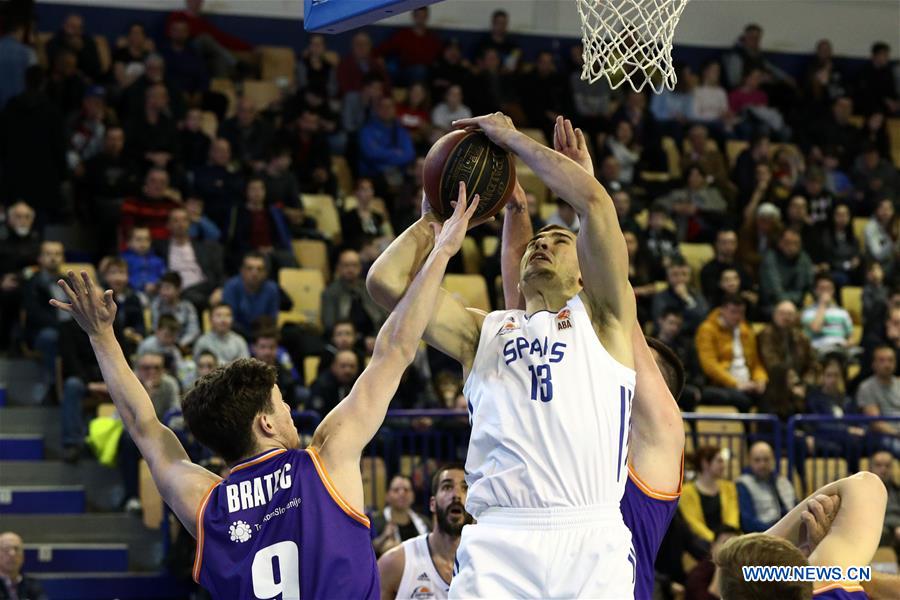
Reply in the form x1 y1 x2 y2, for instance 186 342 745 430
577 0 689 94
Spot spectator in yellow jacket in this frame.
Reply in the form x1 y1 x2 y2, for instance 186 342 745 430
695 294 768 412
679 445 741 544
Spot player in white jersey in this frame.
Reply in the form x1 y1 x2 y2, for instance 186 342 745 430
378 465 472 600
368 112 638 598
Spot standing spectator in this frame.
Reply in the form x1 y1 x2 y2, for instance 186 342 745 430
377 7 443 84
0 532 46 600
99 257 146 354
309 349 359 418
193 304 249 364
150 272 200 350
23 241 69 399
358 97 415 186
757 300 817 383
0 22 38 111
695 294 767 411
867 451 900 551
81 126 139 254
679 446 741 545
229 177 294 272
700 229 754 305
338 32 390 97
759 228 814 316
190 138 244 232
219 97 274 170
813 97 862 170
735 441 797 533
250 327 301 409
652 258 710 336
154 208 225 311
124 82 180 173
855 42 899 116
473 9 520 70
431 85 472 137
158 16 209 101
45 13 102 82
0 67 66 224
222 252 279 338
864 198 897 277
371 475 430 557
857 346 900 439
111 23 152 89
722 24 794 93
165 0 253 78
321 249 387 337
800 273 854 355
119 168 183 242
121 226 165 296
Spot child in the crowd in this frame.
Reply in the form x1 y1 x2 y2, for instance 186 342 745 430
121 226 166 296
185 196 221 242
150 271 200 351
192 303 250 364
99 256 146 353
136 314 196 388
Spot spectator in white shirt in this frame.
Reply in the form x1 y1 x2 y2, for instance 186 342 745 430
692 60 731 127
800 273 853 355
430 84 472 138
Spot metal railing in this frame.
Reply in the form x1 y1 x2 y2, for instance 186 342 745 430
682 412 782 478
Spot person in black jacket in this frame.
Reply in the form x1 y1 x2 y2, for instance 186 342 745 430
99 256 146 355
0 531 47 600
45 13 102 82
154 207 225 312
0 202 41 352
309 349 359 417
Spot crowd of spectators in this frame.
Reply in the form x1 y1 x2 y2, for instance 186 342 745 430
1 1 900 594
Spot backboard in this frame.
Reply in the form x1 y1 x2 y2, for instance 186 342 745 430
304 0 445 34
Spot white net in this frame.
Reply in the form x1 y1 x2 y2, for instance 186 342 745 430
577 0 689 94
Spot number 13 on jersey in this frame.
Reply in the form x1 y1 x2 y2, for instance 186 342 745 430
528 364 553 402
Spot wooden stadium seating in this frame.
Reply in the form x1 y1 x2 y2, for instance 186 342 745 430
243 80 281 112
200 111 218 138
303 356 319 386
259 46 296 84
62 263 98 285
443 274 491 312
840 286 862 325
279 268 325 328
888 118 900 169
97 403 116 418
461 237 482 275
139 459 164 529
210 78 237 117
872 546 897 568
292 239 330 283
678 243 714 287
301 194 341 241
516 164 548 204
143 307 152 333
331 156 355 198
726 140 749 169
852 217 868 251
482 236 499 258
361 456 387 511
660 136 682 180
803 457 848 496
696 405 738 414
201 309 211 333
751 322 766 335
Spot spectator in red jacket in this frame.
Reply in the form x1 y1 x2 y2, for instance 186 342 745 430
377 7 443 84
338 31 390 97
120 167 183 241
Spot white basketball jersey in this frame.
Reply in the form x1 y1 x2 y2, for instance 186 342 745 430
395 534 450 600
462 294 636 518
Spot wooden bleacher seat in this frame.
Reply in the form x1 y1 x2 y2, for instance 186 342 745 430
259 46 296 84
804 457 848 496
872 546 897 569
696 405 738 414
852 217 868 250
695 411 743 480
201 309 211 333
461 237 482 274
678 243 714 286
661 136 682 179
361 456 387 511
841 286 862 325
780 457 804 499
726 140 749 169
243 80 281 112
210 78 237 117
482 236 499 258
887 118 900 169
331 156 355 198
139 459 164 529
200 111 218 138
93 35 111 75
97 403 116 418
654 280 668 293
443 274 491 312
301 194 341 241
292 239 330 283
279 268 325 328
303 356 320 386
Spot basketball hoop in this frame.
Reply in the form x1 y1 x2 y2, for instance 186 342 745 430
577 0 689 94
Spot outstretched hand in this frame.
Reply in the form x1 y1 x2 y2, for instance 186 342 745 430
49 270 118 337
432 182 480 256
554 116 593 176
452 112 517 150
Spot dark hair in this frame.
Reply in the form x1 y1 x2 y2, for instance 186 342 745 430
721 293 746 308
646 337 685 401
102 256 128 272
196 350 218 364
431 462 466 496
691 445 721 471
242 251 268 269
813 272 834 287
160 271 182 289
183 358 277 464
157 314 181 332
744 23 762 33
667 256 688 269
872 42 890 55
716 533 811 600
251 326 280 345
491 9 508 20
660 307 683 321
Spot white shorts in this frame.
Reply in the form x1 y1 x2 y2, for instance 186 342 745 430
449 505 634 599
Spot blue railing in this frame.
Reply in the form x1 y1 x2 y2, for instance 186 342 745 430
682 412 782 476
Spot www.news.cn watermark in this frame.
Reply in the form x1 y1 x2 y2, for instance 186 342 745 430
742 566 872 582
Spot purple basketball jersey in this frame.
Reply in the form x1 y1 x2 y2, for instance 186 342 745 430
193 448 379 599
813 585 868 599
620 464 681 600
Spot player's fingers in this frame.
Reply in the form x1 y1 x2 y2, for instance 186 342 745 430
575 128 587 150
103 289 115 308
57 277 78 303
800 510 816 532
67 270 85 298
564 119 576 147
48 299 74 313
808 498 826 524
81 271 95 300
815 493 835 516
464 194 481 220
553 120 562 151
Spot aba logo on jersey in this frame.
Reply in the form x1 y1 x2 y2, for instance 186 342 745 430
496 315 521 336
411 586 435 599
229 520 253 543
556 308 573 331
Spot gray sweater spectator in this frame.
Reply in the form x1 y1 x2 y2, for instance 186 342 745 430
858 346 900 436
735 442 796 533
321 249 386 336
759 229 814 314
192 304 250 364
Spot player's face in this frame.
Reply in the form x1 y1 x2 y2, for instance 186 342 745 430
520 229 581 290
431 469 471 536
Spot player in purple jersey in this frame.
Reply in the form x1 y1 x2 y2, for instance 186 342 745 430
500 116 685 599
49 183 482 599
716 472 886 599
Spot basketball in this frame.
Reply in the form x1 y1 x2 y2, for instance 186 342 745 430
423 130 516 226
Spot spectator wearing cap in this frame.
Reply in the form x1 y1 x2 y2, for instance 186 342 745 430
65 85 107 174
854 42 899 116
800 273 853 355
757 300 817 383
46 13 102 82
150 271 200 350
652 258 709 337
759 228 813 316
0 531 46 600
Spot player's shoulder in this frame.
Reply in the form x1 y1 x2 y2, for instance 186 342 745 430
377 537 408 572
812 583 867 599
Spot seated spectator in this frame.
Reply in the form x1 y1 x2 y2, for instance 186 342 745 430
111 23 153 89
867 451 900 551
679 446 741 545
119 168 183 242
262 145 300 208
124 81 180 172
154 207 225 311
341 73 386 135
822 145 854 199
695 294 767 411
371 474 430 557
736 441 797 533
798 167 834 226
611 90 663 171
289 109 335 196
800 273 854 355
184 196 221 242
195 350 218 379
864 198 897 277
655 308 703 412
80 127 138 255
431 84 472 137
358 97 415 187
318 320 361 375
150 272 200 350
659 165 729 243
118 52 186 123
783 195 815 251
0 202 41 350
691 60 731 129
545 199 580 233
855 42 899 116
713 268 757 318
122 226 165 296
297 34 338 101
758 363 807 423
812 202 861 286
341 178 394 251
652 258 710 336
681 123 737 205
396 82 432 148
322 249 387 337
650 63 696 127
643 201 679 279
193 304 249 364
137 314 194 387
178 109 212 170
684 526 740 600
759 228 814 316
309 349 359 418
757 300 817 383
612 189 642 236
250 326 301 409
46 13 102 82
230 177 294 272
222 252 279 338
728 67 770 115
855 148 899 212
65 86 108 175
118 350 180 513
624 231 656 323
99 256 145 353
165 0 253 78
863 262 889 331
858 346 900 440
700 229 754 307
190 137 244 232
59 317 110 463
377 7 443 84
0 531 46 600
805 356 865 468
338 31 390 97
23 241 69 400
219 97 274 170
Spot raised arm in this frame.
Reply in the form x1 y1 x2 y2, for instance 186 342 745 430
455 113 635 361
314 185 481 510
501 182 531 311
50 272 219 537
